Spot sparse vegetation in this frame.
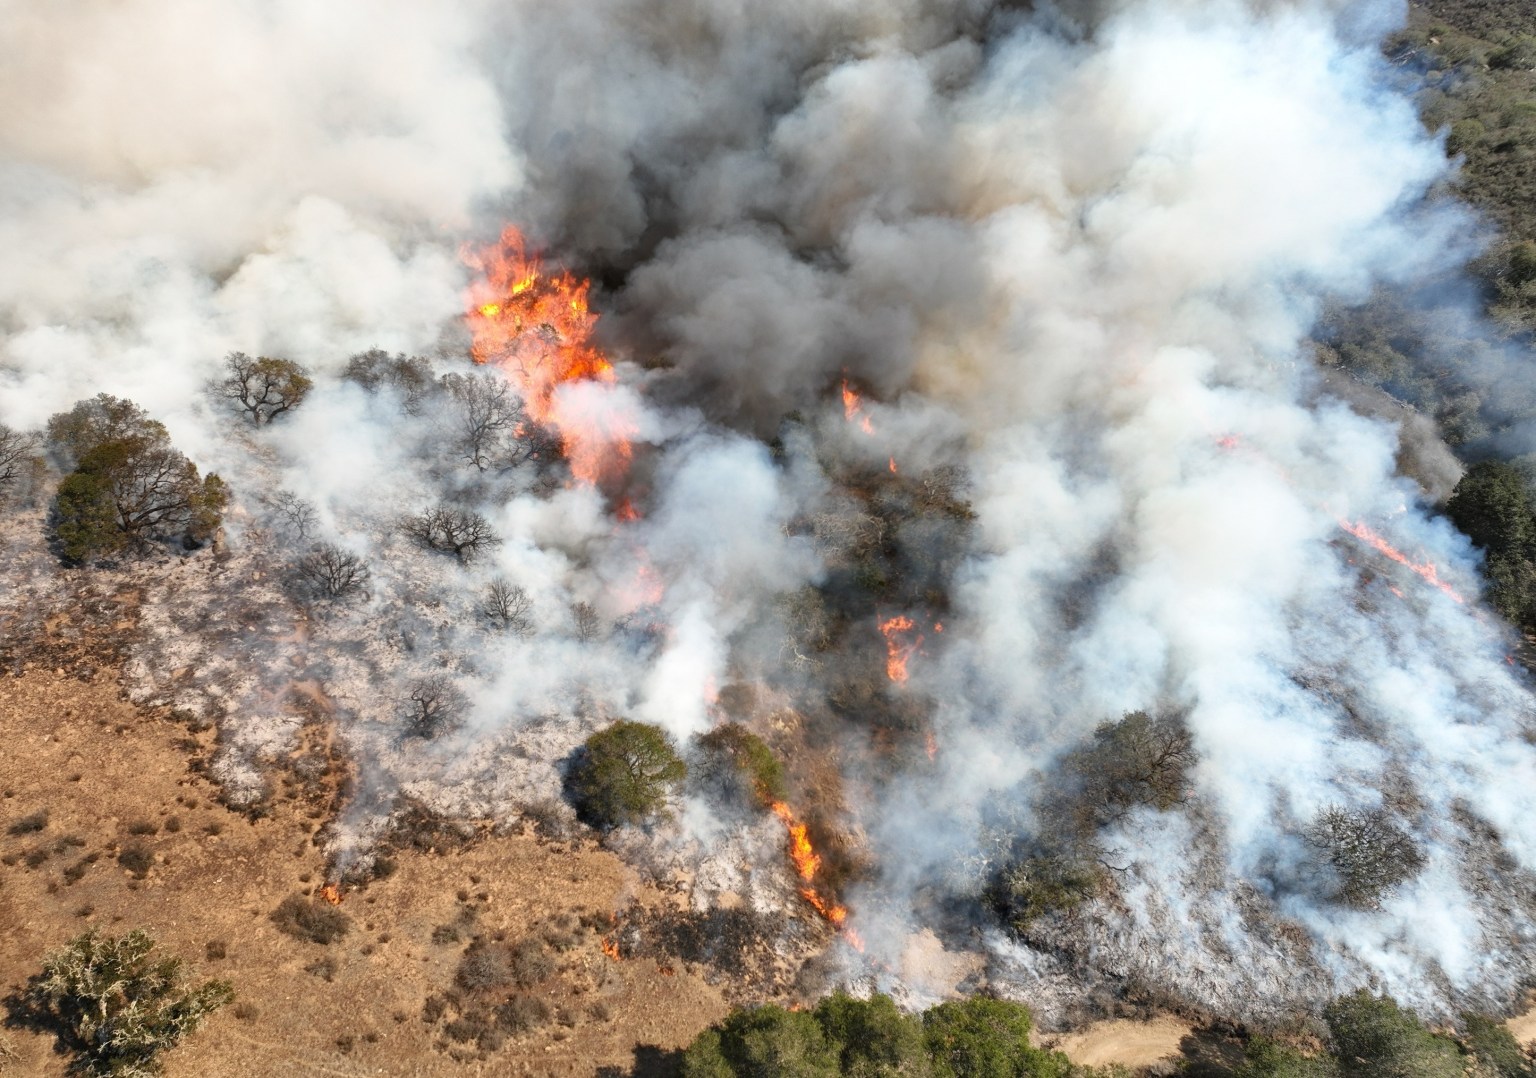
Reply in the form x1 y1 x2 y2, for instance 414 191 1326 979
7 929 231 1077
569 720 687 829
343 349 434 414
0 424 42 504
7 809 48 835
116 840 154 878
269 894 351 945
214 352 313 425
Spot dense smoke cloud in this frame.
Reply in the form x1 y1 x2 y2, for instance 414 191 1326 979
2 0 1535 1026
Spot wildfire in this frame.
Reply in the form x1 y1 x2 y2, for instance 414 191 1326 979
840 379 875 435
1337 519 1464 604
768 801 850 931
600 936 622 961
319 883 342 906
463 225 633 487
879 615 920 684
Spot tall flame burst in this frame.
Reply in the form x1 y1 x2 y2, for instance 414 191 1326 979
463 226 634 487
880 615 920 684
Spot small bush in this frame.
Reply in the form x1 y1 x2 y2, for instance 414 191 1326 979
116 840 154 878
456 945 514 993
430 924 461 946
495 995 552 1034
7 810 48 835
510 938 555 987
204 940 227 961
124 820 158 836
269 894 351 945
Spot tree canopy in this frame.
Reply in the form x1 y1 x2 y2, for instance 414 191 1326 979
569 720 687 829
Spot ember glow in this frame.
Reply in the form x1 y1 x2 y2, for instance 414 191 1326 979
319 883 342 906
840 379 875 435
464 226 633 486
1338 519 1465 604
879 615 920 684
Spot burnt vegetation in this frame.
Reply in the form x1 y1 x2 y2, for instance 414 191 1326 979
400 674 470 739
291 542 372 601
401 504 501 562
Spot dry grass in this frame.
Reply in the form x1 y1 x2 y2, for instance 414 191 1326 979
0 670 728 1076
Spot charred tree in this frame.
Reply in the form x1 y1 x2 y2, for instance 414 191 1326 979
401 505 501 562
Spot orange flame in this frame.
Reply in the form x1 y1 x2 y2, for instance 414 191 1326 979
769 801 851 931
319 883 342 906
879 615 920 684
463 226 633 486
840 379 875 436
1337 519 1464 604
888 457 898 474
924 731 938 761
601 936 622 961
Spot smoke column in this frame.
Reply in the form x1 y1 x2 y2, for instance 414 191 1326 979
1 0 1534 1023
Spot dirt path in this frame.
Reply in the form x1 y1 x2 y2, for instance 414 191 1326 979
1046 1015 1193 1068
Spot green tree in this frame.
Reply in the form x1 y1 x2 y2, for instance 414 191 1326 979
18 929 232 1076
1323 992 1464 1078
682 1005 841 1078
814 992 931 1077
922 998 1073 1078
1444 460 1536 626
570 720 687 828
47 396 227 562
216 353 313 425
1460 1013 1535 1078
695 723 787 809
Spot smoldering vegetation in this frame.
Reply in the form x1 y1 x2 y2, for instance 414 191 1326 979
2 0 1536 1036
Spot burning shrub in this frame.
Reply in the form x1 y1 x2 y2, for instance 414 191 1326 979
1304 805 1425 909
47 394 228 562
568 720 687 829
483 577 535 636
11 929 232 1077
400 674 469 739
692 723 786 809
401 504 501 562
269 893 351 945
214 352 313 426
443 370 558 472
292 543 372 601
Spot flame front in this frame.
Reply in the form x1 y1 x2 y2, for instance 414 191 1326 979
1338 519 1464 604
769 801 849 930
319 883 342 906
464 226 633 486
880 615 920 683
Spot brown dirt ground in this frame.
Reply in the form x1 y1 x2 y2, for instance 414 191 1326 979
1043 1016 1192 1069
1508 993 1536 1049
0 669 728 1077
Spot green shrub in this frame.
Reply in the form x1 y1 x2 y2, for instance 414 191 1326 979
1460 1013 1535 1077
695 723 787 808
1446 118 1486 156
569 720 687 828
683 1005 841 1078
1323 992 1463 1078
20 929 232 1076
1234 1036 1341 1077
813 991 930 1077
923 997 1073 1078
1489 36 1536 71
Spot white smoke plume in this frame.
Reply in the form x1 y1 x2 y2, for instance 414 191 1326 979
2 0 1534 1027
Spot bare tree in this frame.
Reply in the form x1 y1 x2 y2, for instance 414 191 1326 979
571 601 602 642
1305 805 1425 909
401 505 501 562
293 543 371 601
0 424 40 503
264 490 318 540
216 353 313 425
343 349 433 415
483 577 535 636
444 372 524 472
402 674 469 738
1060 711 1195 831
